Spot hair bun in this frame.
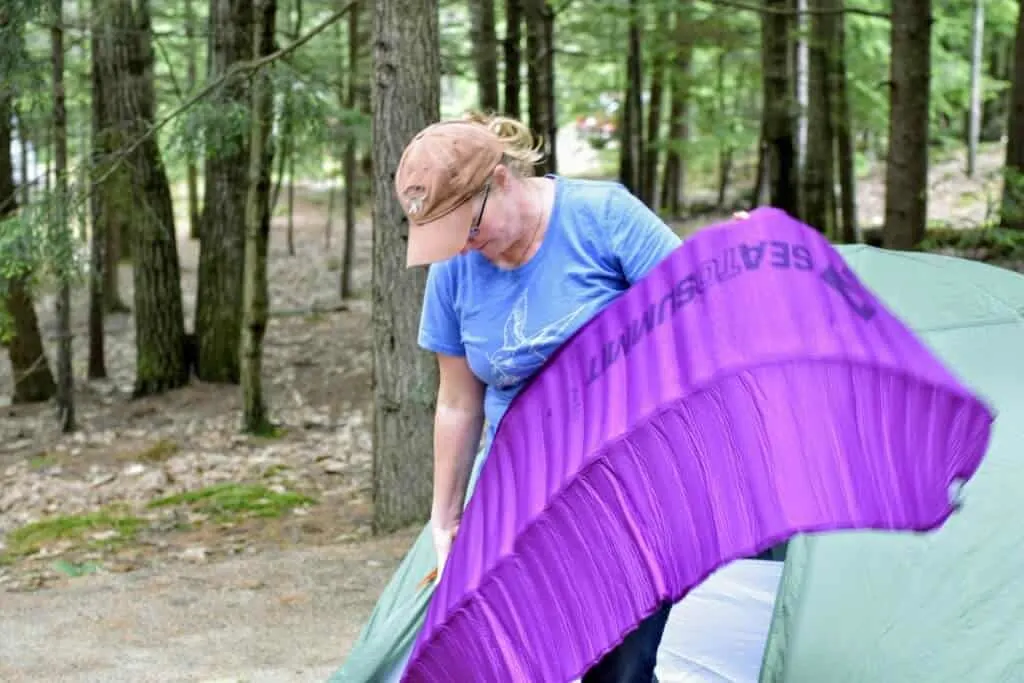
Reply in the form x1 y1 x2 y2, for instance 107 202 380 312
462 110 545 175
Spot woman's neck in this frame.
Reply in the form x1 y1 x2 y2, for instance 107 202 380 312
495 177 553 270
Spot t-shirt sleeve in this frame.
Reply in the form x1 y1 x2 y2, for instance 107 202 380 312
605 184 682 284
417 262 465 357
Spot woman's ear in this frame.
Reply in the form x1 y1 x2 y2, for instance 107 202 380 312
491 163 510 189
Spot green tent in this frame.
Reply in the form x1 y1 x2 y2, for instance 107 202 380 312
330 245 1024 682
329 441 494 683
760 245 1024 682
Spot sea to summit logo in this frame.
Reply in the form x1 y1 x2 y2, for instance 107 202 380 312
402 186 427 217
582 237 880 387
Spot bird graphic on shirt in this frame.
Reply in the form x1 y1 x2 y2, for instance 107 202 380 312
487 291 589 389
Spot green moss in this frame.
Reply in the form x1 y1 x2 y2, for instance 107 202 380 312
147 483 315 521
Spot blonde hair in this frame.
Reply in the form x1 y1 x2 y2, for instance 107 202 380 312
463 110 545 176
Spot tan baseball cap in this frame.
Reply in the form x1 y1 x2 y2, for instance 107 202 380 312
395 120 505 267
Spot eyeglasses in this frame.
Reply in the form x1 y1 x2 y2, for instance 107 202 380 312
468 180 490 239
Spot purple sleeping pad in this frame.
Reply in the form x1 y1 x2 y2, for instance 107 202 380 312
401 208 995 682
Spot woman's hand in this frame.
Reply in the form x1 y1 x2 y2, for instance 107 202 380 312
430 519 460 580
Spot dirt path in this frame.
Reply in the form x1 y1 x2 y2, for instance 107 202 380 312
0 527 417 683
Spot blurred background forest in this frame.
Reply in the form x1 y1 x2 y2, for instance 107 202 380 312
0 0 1022 603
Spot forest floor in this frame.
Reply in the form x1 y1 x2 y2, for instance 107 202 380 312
0 136 1013 682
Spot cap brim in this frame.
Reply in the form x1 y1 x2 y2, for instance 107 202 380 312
406 200 475 268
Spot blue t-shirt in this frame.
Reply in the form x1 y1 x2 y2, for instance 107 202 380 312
417 175 682 448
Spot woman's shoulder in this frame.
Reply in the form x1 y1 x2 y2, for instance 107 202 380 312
553 175 631 209
550 176 642 244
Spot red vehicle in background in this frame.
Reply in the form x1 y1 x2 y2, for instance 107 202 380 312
574 93 619 149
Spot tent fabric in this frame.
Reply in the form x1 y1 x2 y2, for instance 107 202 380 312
759 247 1024 683
401 209 992 682
327 443 492 683
654 559 783 683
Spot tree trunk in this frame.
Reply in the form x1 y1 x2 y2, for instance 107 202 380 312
91 3 130 315
642 9 666 209
660 2 692 216
5 280 58 404
194 0 254 383
884 0 932 249
101 0 189 396
14 107 30 207
794 0 809 186
241 0 276 433
88 2 107 379
51 0 75 431
355 5 374 206
470 0 499 113
715 49 738 209
966 0 984 178
340 0 359 300
618 0 644 197
751 129 767 207
1000 0 1024 230
523 0 556 174
835 6 858 243
185 0 201 240
761 0 797 215
271 0 301 257
371 0 441 532
0 98 57 404
801 0 835 234
503 0 522 117
982 34 1011 142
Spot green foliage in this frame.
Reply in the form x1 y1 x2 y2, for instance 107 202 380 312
166 97 252 163
0 0 45 100
1 507 143 561
147 482 316 521
919 225 1024 260
0 185 87 341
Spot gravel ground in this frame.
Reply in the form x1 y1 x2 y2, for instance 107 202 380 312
0 527 417 683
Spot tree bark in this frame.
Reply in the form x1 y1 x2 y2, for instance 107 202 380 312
470 0 499 113
340 0 359 300
523 0 556 174
371 0 441 532
241 0 276 433
1000 0 1024 230
801 0 835 234
642 7 666 209
883 0 932 249
835 6 858 243
761 0 797 215
185 0 201 240
503 0 522 117
100 0 189 396
194 0 255 383
91 2 130 315
618 0 644 197
51 0 75 431
660 2 692 216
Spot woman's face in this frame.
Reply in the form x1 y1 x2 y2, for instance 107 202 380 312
460 165 527 263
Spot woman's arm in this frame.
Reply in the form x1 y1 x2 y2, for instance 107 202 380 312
431 352 486 537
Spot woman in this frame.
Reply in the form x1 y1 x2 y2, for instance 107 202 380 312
398 112 682 683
